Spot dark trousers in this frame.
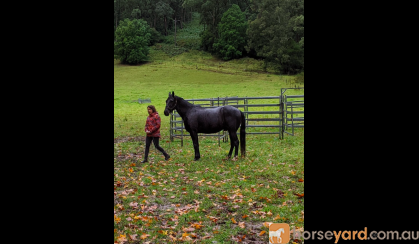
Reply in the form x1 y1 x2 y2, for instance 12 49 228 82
144 137 167 159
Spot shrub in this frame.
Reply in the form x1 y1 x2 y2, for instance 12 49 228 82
200 29 217 53
149 28 163 46
279 39 304 74
114 19 151 64
294 72 304 84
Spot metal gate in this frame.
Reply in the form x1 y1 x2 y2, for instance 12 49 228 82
170 88 303 146
281 88 304 137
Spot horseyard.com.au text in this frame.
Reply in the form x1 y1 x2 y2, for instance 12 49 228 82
292 227 418 243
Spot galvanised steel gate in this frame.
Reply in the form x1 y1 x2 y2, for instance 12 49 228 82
170 88 303 146
281 87 304 137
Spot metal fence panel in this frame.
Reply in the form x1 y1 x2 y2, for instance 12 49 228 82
170 89 303 146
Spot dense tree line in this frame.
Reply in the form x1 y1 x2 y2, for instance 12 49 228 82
114 0 304 74
114 0 196 38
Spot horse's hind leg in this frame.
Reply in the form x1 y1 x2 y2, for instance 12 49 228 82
228 131 239 158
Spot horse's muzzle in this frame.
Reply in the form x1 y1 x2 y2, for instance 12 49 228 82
164 109 169 116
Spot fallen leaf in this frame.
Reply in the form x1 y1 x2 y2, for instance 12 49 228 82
298 178 304 182
238 222 245 228
294 193 304 198
274 214 281 220
140 233 150 240
117 234 127 242
116 204 124 210
208 216 218 223
128 234 137 240
129 202 138 208
168 234 177 241
231 218 237 224
263 222 273 228
114 216 121 223
182 235 192 241
183 227 195 232
192 223 204 229
259 231 266 236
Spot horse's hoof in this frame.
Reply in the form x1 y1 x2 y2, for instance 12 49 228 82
194 157 200 161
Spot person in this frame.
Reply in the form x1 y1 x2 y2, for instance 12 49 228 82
140 105 170 163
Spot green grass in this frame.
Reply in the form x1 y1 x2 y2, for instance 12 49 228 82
114 48 304 243
114 49 303 137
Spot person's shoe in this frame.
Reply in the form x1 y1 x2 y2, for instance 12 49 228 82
140 159 148 163
164 154 170 161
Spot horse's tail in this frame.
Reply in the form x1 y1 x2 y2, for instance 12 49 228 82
240 111 246 157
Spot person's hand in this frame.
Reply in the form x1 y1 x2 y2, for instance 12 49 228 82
146 130 150 134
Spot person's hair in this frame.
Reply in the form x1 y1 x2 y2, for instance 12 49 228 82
147 105 157 113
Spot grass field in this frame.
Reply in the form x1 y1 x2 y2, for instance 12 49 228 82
114 33 304 243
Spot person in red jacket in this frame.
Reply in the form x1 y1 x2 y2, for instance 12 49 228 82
141 105 170 163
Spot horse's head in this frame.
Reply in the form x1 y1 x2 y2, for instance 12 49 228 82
164 91 177 116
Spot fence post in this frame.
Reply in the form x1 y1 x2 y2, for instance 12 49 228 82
217 97 221 147
279 93 282 139
280 92 285 139
245 97 248 126
170 112 173 142
291 103 294 136
181 116 184 147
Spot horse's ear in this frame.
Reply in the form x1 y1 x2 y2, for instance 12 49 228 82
172 91 175 97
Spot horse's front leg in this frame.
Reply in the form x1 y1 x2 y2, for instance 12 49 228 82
190 131 200 161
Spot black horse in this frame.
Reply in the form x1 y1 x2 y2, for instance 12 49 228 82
164 92 246 161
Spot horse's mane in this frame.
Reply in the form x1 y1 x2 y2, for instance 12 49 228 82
175 95 202 108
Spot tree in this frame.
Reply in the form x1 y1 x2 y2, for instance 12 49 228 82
193 0 251 52
213 4 247 60
155 0 174 36
114 19 152 64
246 0 304 74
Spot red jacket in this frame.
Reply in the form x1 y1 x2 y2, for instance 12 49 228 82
145 112 161 137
